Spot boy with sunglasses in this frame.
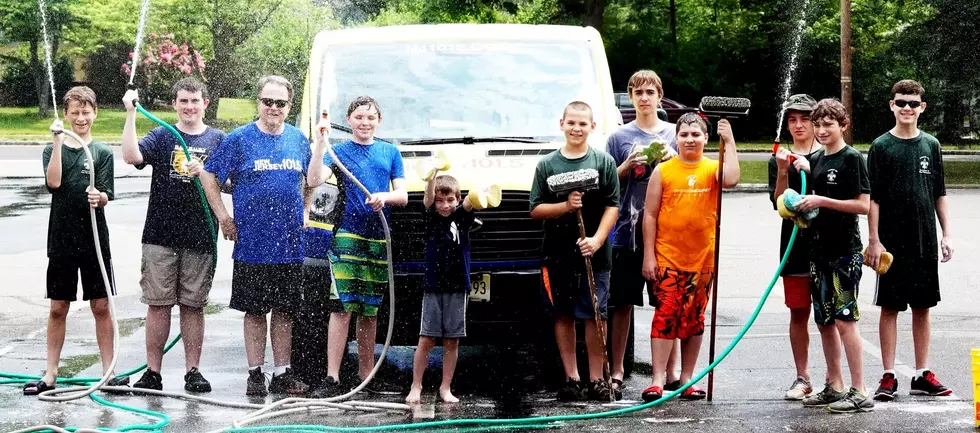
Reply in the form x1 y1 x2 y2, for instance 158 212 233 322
866 79 954 401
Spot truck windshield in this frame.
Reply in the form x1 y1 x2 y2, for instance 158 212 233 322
316 40 601 144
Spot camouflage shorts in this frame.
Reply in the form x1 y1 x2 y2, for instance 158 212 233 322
810 253 863 326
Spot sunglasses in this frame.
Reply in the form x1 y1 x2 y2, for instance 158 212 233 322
893 99 922 109
260 98 289 109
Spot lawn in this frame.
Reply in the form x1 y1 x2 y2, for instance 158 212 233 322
738 160 980 185
0 98 255 142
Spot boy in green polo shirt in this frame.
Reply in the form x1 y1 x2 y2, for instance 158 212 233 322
866 79 954 401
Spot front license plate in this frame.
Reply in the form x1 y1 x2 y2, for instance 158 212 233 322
469 274 490 302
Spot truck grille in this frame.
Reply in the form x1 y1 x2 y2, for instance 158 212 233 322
389 191 543 263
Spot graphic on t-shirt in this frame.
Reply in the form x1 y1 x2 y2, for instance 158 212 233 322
826 169 838 184
170 147 210 182
918 156 931 174
311 183 340 221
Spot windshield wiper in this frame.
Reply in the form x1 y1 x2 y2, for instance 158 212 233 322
399 136 550 145
327 122 392 144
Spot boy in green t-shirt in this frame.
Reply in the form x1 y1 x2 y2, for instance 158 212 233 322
24 86 128 395
529 101 620 402
866 80 953 401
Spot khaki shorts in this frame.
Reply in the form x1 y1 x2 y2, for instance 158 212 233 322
140 244 215 308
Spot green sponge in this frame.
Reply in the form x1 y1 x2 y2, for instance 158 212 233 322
635 139 668 163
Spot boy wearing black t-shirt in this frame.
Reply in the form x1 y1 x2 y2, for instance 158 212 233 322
405 171 481 404
867 80 953 401
790 98 873 413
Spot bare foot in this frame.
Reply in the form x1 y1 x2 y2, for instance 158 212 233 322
406 385 423 404
439 388 459 403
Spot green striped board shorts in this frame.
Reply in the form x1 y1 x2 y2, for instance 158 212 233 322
328 228 388 317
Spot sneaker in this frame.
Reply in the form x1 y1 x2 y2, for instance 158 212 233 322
310 376 341 399
587 379 613 401
184 367 212 393
784 376 813 400
556 378 587 402
873 372 898 401
827 388 874 413
246 368 268 397
801 382 847 407
133 369 163 391
268 368 309 395
910 371 953 396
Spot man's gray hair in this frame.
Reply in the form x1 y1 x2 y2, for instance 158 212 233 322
257 75 293 101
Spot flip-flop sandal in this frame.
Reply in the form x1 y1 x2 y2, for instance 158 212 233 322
680 386 706 400
23 379 55 396
641 385 663 403
611 378 624 400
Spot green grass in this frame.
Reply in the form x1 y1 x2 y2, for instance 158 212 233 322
0 98 255 142
58 354 101 378
738 160 980 185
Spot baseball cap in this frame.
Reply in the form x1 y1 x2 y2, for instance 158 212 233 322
782 94 816 113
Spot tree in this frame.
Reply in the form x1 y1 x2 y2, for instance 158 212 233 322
0 0 75 115
164 0 287 121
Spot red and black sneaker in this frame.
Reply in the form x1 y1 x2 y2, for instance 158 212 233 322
910 371 952 396
873 373 898 401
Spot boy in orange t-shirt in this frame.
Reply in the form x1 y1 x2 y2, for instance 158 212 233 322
639 113 740 402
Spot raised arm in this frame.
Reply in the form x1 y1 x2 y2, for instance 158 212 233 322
121 89 144 166
422 169 440 209
716 119 740 188
45 120 65 190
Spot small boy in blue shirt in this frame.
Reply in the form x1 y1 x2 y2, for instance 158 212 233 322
405 171 480 404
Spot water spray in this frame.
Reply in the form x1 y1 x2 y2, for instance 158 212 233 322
37 0 60 119
774 0 811 141
128 0 152 85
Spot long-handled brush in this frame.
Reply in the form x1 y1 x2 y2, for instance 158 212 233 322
697 96 751 402
546 168 614 401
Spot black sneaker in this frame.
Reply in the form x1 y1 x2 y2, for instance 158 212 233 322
556 378 587 402
184 367 212 393
310 376 341 399
910 371 952 396
587 379 613 401
133 369 163 391
246 368 268 397
269 368 309 395
873 373 898 401
103 375 131 395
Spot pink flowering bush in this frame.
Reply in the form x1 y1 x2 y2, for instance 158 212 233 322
122 33 206 105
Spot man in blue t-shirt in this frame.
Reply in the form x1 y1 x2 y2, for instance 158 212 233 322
121 77 223 393
201 75 311 397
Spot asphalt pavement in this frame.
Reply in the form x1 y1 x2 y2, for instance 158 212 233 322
0 174 978 432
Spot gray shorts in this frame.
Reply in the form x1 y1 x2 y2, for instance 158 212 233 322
419 292 468 338
139 244 215 308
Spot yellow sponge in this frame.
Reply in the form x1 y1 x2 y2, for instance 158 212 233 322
862 248 894 274
466 184 502 210
776 193 796 219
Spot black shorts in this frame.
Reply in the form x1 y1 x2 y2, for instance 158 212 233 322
541 261 609 320
301 257 343 313
873 256 940 311
230 261 303 315
608 247 646 308
46 256 116 302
